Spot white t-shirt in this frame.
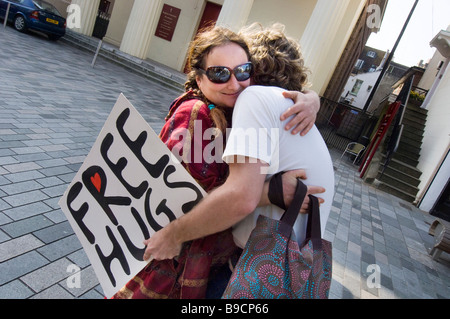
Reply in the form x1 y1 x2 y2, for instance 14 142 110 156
223 86 335 248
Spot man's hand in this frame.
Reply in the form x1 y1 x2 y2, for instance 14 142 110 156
281 90 320 136
143 224 182 261
281 170 325 213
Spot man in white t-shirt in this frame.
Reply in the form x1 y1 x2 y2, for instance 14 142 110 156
143 24 334 262
223 85 334 247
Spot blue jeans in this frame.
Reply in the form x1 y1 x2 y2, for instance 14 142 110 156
205 263 232 299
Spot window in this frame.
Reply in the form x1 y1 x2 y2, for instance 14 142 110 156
367 51 376 58
350 79 364 96
355 59 364 70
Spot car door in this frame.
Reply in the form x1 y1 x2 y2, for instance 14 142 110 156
0 0 24 22
0 0 9 19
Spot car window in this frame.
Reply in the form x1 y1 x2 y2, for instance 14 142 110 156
32 0 61 15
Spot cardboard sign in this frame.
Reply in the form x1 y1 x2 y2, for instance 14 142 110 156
59 94 206 298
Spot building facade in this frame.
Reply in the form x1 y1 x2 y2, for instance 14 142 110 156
47 0 381 95
322 0 387 102
416 27 450 221
339 46 387 109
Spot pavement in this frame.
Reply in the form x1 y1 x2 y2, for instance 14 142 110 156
0 26 449 300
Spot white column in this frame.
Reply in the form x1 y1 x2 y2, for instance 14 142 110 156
70 0 100 36
103 0 133 47
216 0 254 32
300 0 351 91
119 0 162 59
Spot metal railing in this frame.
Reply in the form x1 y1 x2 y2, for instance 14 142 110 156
317 98 376 152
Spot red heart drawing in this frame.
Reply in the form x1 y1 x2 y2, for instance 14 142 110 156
90 173 102 193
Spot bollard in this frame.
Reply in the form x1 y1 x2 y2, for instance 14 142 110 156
91 39 103 68
3 2 11 30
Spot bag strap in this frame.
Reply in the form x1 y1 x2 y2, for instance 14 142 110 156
305 194 323 249
269 173 323 246
268 172 287 210
277 177 308 238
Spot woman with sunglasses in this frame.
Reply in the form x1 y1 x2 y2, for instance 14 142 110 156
113 26 324 299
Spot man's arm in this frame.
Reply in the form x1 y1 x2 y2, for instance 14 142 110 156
143 158 267 261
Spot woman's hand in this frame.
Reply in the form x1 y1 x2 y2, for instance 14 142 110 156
281 90 320 136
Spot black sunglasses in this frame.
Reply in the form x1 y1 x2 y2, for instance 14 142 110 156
197 62 253 84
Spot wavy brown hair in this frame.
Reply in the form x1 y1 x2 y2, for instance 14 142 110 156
184 26 251 134
240 23 310 92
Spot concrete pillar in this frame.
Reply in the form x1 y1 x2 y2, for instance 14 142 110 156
120 0 162 59
103 0 135 47
70 0 100 36
216 0 254 32
300 0 351 91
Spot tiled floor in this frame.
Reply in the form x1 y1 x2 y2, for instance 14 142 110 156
0 26 448 299
326 151 450 299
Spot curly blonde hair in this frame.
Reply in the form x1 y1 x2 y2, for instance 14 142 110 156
239 23 310 92
184 26 251 134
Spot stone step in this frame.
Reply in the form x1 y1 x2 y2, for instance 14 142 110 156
398 131 423 147
402 124 424 140
403 110 427 127
405 102 428 116
402 117 426 131
379 165 421 187
377 182 417 203
392 152 419 168
396 142 422 158
380 155 422 179
390 142 421 160
377 171 419 196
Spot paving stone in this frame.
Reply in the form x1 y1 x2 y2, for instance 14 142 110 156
10 146 44 155
78 288 104 299
37 235 82 262
0 215 54 238
35 176 64 188
2 162 42 174
0 280 34 299
43 209 67 224
41 184 68 198
33 221 74 244
0 234 44 263
30 283 74 299
38 165 74 177
3 190 49 207
0 156 19 166
0 180 42 196
3 202 53 221
0 251 49 285
3 170 46 183
20 258 74 293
